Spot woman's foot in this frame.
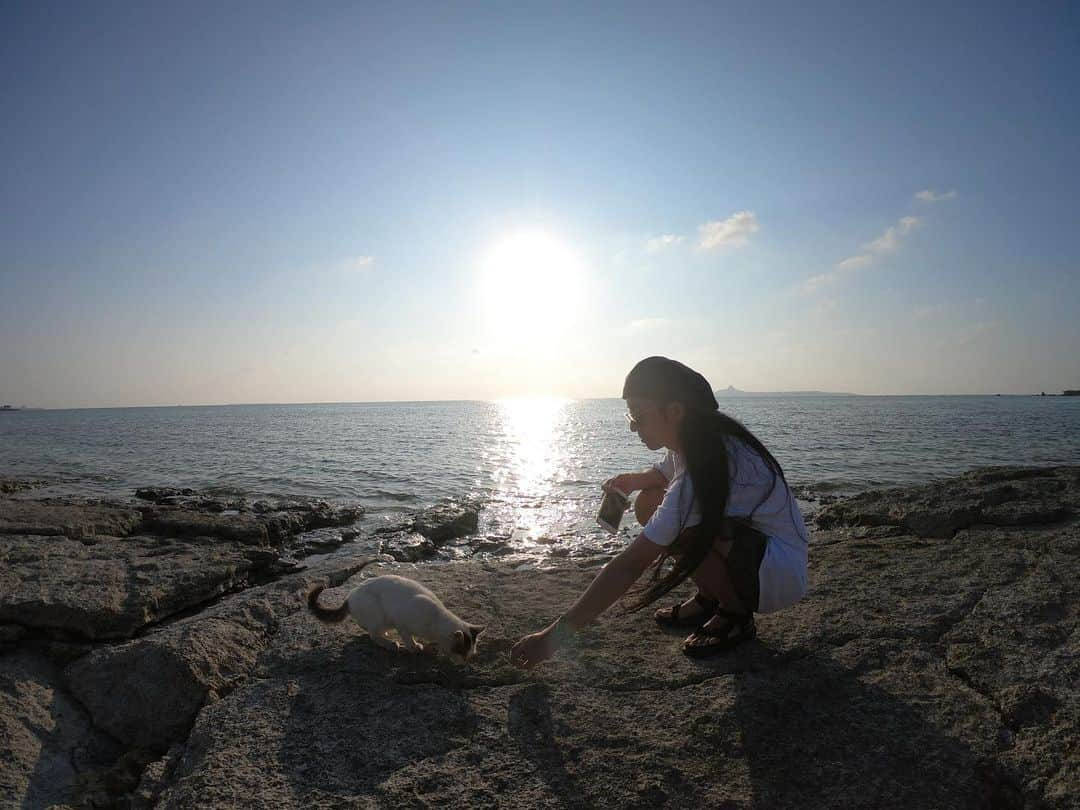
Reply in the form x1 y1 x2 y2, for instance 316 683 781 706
654 593 718 628
681 609 756 657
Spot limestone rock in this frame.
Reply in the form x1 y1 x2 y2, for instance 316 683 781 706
139 499 363 546
152 544 1072 809
139 506 271 545
134 487 199 502
0 652 120 808
2 466 1077 808
65 558 374 753
413 501 479 542
381 532 436 562
153 469 1079 808
816 465 1078 538
0 488 365 642
0 498 142 539
0 533 263 640
0 477 46 494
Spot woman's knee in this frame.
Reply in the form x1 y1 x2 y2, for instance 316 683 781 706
634 487 665 526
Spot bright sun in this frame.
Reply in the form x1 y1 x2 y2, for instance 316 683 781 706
480 231 584 339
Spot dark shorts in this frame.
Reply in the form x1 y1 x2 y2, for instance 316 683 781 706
670 520 768 613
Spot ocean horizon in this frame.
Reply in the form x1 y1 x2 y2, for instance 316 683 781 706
3 395 1078 556
10 390 1077 411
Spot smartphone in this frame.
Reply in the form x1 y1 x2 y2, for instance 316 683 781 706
596 486 630 534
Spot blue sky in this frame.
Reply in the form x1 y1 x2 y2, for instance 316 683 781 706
2 2 1078 407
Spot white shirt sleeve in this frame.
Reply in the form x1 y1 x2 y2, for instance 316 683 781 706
652 450 676 482
642 454 702 546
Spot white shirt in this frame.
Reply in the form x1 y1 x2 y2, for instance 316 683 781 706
641 438 809 613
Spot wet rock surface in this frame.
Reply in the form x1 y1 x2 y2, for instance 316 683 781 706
372 500 483 562
1 466 1077 808
412 500 480 542
0 477 47 495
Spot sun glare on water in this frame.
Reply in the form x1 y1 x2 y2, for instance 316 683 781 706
493 396 570 542
497 396 568 496
480 231 584 339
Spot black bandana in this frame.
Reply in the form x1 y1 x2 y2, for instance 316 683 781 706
621 356 718 411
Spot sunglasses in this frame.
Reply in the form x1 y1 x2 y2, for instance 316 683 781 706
624 407 659 427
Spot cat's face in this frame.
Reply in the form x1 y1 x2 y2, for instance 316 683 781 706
449 623 485 663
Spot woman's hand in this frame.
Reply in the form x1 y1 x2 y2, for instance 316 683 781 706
602 473 639 497
510 626 559 670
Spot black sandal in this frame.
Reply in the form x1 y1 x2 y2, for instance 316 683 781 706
654 593 718 629
681 608 756 658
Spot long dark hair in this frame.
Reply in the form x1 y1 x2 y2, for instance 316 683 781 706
620 357 790 612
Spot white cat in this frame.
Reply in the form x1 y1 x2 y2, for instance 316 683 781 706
307 564 485 662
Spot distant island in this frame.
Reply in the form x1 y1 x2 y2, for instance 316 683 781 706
715 385 857 397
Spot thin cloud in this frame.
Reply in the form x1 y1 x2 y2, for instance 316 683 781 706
627 317 671 331
915 189 958 203
834 216 921 270
698 211 759 249
797 272 842 293
645 234 684 252
341 256 375 272
799 214 923 294
864 216 920 253
835 254 874 271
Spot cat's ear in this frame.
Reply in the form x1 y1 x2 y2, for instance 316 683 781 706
452 630 467 654
468 624 486 639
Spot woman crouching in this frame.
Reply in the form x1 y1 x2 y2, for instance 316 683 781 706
510 356 808 668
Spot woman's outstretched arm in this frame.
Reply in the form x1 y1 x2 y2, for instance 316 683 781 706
509 532 664 669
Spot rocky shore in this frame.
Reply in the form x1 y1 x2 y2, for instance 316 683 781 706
2 466 1077 808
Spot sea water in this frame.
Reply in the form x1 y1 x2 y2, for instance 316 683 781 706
2 396 1078 554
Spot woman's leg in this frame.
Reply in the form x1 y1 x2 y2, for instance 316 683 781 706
683 532 766 653
638 488 721 623
639 489 754 625
690 540 747 613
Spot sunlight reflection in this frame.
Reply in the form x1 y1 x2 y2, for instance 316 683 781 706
495 397 569 540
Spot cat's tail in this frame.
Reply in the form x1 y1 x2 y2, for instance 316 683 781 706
307 585 350 623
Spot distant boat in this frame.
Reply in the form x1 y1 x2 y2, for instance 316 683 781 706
1065 390 1080 397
